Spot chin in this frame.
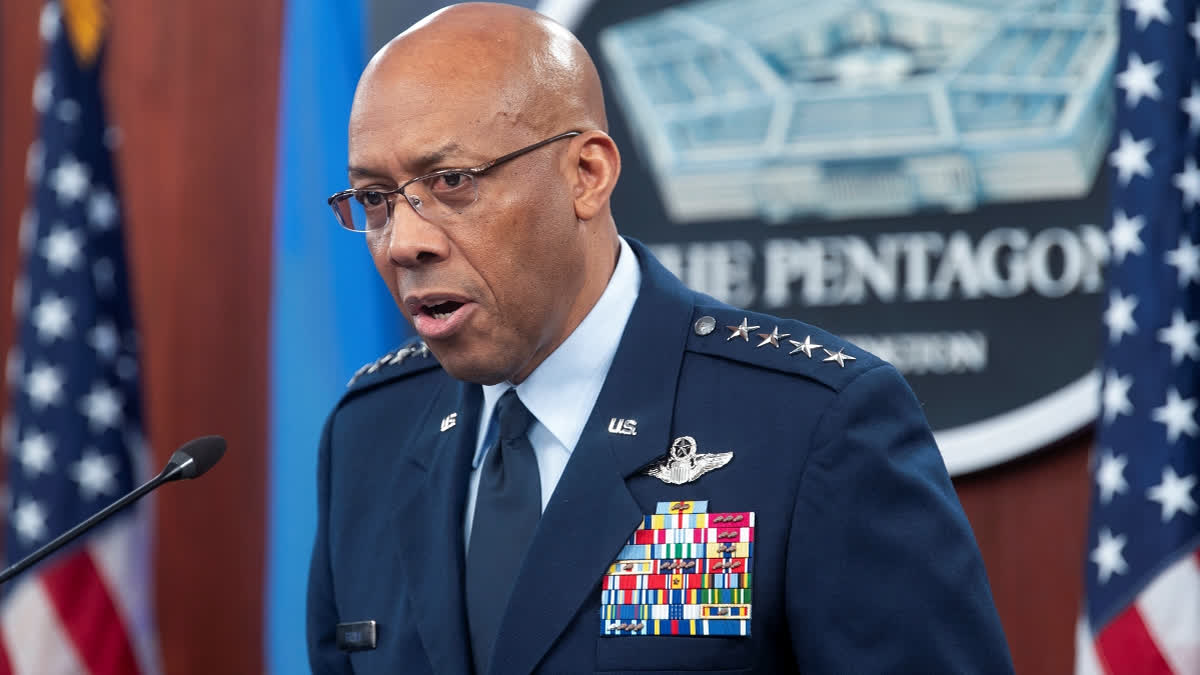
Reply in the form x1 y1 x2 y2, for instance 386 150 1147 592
433 351 509 386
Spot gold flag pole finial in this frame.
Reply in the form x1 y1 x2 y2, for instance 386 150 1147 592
61 0 109 66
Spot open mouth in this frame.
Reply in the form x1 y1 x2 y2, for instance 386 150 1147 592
422 300 463 321
407 295 474 339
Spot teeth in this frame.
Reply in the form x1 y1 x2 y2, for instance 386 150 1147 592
432 311 452 320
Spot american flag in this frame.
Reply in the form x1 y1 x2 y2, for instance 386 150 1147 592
0 2 161 673
1077 0 1200 673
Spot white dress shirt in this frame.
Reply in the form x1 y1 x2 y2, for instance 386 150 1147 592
463 236 640 548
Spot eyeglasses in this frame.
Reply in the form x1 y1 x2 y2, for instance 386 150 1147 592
328 130 582 232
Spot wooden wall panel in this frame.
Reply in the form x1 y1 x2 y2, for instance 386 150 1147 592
0 0 40 448
956 433 1093 674
1 1 279 673
106 1 281 673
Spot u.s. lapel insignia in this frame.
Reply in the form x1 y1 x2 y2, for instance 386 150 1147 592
644 436 733 485
608 418 638 436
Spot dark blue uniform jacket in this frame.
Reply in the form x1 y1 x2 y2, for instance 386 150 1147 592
307 238 1014 674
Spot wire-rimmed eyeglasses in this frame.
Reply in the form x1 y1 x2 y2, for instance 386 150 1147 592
327 130 582 232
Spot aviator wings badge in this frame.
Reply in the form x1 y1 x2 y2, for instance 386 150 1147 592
644 436 733 485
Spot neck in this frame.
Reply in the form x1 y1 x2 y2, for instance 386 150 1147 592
510 228 621 384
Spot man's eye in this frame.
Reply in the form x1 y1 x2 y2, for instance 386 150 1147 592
432 172 470 191
356 191 386 207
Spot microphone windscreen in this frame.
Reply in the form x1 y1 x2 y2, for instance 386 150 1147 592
170 435 227 479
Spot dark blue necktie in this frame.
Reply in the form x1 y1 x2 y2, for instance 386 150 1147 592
466 389 541 674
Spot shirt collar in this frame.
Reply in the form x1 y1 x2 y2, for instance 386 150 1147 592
473 236 641 466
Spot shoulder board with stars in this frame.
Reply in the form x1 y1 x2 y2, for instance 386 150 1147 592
685 307 879 389
346 338 439 389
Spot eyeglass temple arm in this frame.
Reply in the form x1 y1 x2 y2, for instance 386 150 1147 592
472 130 583 174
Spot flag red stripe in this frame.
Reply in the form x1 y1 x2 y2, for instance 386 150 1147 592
41 550 142 675
1096 604 1174 675
0 641 12 675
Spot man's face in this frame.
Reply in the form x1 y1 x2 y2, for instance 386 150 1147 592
347 73 590 385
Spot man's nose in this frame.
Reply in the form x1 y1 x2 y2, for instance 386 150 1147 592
386 198 450 267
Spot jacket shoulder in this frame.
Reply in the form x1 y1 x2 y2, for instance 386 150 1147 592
342 337 442 396
684 302 884 392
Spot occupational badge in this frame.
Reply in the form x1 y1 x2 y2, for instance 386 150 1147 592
600 500 754 636
644 436 733 485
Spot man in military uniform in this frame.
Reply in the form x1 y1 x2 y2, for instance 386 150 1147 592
307 3 1014 673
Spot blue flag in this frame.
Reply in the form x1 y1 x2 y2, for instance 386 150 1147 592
268 0 405 672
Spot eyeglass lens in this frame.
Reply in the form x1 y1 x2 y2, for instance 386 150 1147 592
336 172 480 232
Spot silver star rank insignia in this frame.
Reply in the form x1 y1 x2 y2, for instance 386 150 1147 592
788 335 821 357
726 317 760 342
756 326 790 348
644 436 734 485
822 348 856 367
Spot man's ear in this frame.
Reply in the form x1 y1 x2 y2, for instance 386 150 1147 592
570 132 621 221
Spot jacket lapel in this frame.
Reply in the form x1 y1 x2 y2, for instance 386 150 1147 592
488 242 697 674
391 379 480 675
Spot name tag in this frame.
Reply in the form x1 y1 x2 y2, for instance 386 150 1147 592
336 620 377 652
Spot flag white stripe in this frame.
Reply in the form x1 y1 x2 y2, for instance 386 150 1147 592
1 577 88 675
89 513 163 675
1074 615 1104 675
1136 553 1200 674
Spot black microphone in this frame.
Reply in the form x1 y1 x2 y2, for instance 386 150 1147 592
0 435 227 585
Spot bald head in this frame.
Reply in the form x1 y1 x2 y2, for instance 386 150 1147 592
357 3 607 139
344 3 624 386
